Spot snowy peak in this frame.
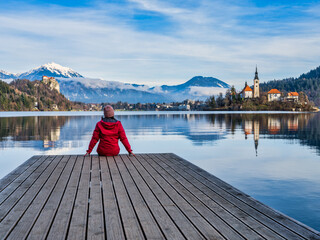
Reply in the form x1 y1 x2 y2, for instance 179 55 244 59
0 69 17 79
0 70 12 75
18 62 83 80
39 62 80 77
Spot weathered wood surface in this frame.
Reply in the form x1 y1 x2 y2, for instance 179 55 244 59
0 154 319 240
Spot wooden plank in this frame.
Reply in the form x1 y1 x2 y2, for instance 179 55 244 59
121 154 187 240
46 155 85 240
67 155 91 240
151 153 264 240
26 155 77 239
0 155 52 221
167 153 320 239
4 155 71 240
115 155 165 239
143 154 247 240
135 154 225 239
107 156 145 240
87 155 105 239
155 153 287 240
0 155 41 192
128 154 205 240
0 155 48 204
99 156 125 240
0 155 63 239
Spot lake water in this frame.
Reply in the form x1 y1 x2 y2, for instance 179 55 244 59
1 111 320 231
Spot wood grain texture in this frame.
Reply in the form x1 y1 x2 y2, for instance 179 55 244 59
0 155 42 193
0 154 319 240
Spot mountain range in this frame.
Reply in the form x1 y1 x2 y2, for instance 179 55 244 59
0 63 230 103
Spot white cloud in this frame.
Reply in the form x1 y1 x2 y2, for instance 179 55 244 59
0 0 320 89
128 0 188 15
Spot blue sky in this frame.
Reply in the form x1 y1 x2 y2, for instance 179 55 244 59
1 0 320 88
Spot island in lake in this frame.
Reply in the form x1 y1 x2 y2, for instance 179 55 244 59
206 67 317 112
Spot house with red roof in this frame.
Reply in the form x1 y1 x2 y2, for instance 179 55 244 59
286 92 299 102
267 89 281 102
240 83 253 99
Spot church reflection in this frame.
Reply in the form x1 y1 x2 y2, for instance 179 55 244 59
242 118 260 156
241 113 317 156
254 120 259 156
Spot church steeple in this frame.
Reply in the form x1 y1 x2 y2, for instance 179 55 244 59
255 65 259 80
253 65 260 98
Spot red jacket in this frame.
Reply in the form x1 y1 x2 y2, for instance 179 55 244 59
87 120 132 156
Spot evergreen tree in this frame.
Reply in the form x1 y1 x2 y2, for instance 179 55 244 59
206 96 216 109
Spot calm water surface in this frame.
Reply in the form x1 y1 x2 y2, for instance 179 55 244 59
0 111 320 231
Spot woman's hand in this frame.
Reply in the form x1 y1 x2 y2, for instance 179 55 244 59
129 152 136 157
84 152 90 157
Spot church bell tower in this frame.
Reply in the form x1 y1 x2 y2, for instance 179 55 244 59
253 66 260 98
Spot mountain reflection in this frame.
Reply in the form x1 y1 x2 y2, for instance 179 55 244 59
0 113 319 153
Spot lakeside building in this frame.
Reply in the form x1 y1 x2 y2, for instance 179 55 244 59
240 83 253 99
178 104 191 111
286 92 299 102
267 89 281 102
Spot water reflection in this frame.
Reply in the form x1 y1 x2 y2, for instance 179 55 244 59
0 113 319 152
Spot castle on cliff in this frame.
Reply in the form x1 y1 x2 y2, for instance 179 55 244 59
42 76 60 93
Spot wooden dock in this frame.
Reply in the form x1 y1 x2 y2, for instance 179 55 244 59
0 153 319 240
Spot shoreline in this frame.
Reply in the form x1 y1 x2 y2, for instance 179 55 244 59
0 110 318 118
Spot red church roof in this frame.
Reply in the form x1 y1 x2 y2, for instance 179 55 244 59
268 89 281 94
288 92 299 96
242 85 253 92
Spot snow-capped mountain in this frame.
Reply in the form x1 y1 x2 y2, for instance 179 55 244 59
155 76 231 101
18 62 83 80
58 79 173 103
0 70 17 80
58 76 230 103
0 63 230 103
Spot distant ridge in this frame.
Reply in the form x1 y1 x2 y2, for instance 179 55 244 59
0 63 231 103
160 76 230 92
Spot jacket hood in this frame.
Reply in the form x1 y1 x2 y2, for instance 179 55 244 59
100 120 119 129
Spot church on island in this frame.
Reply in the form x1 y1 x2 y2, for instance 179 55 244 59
240 67 299 103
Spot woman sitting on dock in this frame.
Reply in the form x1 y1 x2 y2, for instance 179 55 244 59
85 105 134 156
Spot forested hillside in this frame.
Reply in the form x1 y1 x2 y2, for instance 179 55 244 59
260 66 320 105
0 79 86 111
0 80 35 110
